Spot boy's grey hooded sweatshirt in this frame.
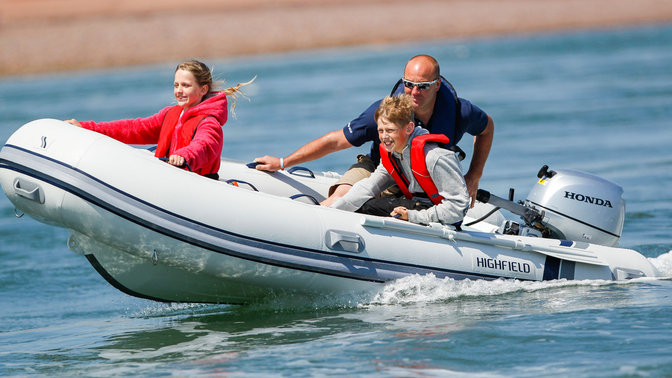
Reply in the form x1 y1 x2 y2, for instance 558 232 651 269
331 127 470 225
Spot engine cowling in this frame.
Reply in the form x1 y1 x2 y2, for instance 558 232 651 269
525 167 625 247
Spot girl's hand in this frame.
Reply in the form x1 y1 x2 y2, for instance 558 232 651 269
65 119 82 127
391 206 408 221
168 154 186 167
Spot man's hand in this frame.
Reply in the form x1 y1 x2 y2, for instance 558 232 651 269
254 129 353 173
254 156 281 172
464 115 494 208
464 171 479 208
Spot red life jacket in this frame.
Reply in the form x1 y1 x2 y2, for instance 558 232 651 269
154 105 211 160
379 134 450 205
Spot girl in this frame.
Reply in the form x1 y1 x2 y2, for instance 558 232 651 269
67 59 254 179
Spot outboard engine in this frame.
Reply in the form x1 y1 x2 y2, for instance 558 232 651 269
477 165 626 247
526 165 625 246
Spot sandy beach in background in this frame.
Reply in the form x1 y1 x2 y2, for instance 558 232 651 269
2 0 672 77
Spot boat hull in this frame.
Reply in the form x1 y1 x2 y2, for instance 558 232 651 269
0 120 659 303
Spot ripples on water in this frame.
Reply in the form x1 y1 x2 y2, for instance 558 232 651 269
22 268 670 377
1 25 672 376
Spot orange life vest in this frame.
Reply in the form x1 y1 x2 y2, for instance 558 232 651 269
379 134 450 205
154 105 210 159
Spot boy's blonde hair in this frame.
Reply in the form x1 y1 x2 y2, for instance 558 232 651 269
374 94 415 126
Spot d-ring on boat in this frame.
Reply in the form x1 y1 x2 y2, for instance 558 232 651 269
0 119 659 304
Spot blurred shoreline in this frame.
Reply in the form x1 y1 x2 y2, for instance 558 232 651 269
2 0 672 77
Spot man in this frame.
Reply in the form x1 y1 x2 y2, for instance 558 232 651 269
331 94 469 225
254 54 494 207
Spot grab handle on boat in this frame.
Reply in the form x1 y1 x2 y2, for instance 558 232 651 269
325 230 364 253
246 162 315 178
226 179 259 191
13 178 45 204
288 166 315 178
289 193 319 205
158 157 193 172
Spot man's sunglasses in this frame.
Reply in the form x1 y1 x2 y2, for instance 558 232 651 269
402 78 439 91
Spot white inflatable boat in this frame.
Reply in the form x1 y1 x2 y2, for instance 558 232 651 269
0 119 659 304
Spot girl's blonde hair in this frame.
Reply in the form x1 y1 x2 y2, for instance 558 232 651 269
374 94 415 126
176 59 256 115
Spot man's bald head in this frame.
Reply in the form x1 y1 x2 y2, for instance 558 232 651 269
404 55 440 80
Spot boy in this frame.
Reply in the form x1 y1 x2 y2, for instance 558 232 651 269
329 95 469 225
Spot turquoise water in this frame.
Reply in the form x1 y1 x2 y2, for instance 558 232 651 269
1 25 672 376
